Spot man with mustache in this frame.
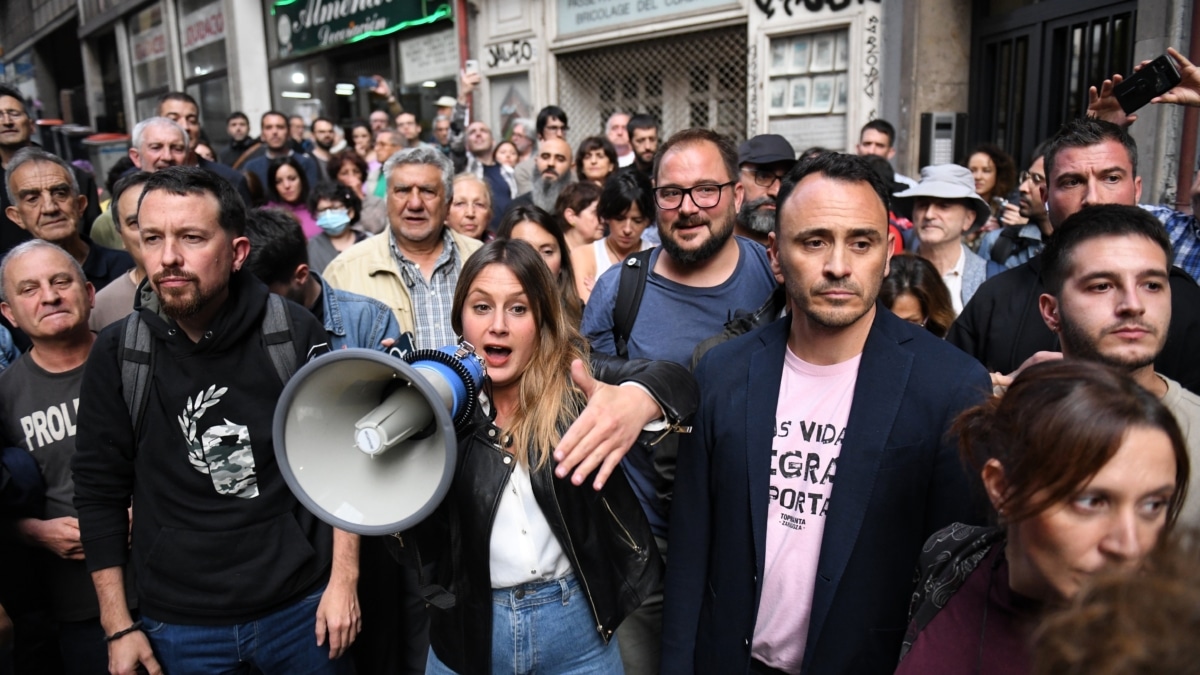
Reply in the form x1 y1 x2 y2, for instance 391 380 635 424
73 166 360 675
663 151 989 675
4 148 132 292
509 137 575 213
734 134 796 246
581 128 777 674
976 142 1052 269
1037 203 1200 524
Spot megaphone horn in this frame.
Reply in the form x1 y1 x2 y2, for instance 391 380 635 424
273 343 486 536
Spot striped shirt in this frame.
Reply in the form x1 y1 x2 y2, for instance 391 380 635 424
389 228 462 350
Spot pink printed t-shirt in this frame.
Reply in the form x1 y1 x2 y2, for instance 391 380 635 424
751 347 860 673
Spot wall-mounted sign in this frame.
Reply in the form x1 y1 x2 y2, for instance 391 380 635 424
557 0 735 36
273 0 452 58
131 23 167 66
398 28 458 85
181 2 225 53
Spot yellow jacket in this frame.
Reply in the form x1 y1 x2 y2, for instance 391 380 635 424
323 228 483 336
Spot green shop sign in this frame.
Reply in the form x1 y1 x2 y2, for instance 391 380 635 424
272 0 451 58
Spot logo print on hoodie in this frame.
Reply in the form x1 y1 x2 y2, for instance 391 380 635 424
178 384 259 499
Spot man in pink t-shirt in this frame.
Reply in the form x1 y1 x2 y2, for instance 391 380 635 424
663 152 991 675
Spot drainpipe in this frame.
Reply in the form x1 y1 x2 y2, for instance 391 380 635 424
1175 6 1199 213
457 0 472 116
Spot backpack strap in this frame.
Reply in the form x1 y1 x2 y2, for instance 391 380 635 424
989 226 1029 264
612 248 655 360
119 312 154 439
261 293 297 385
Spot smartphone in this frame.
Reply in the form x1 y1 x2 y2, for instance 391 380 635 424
357 75 376 89
464 59 479 75
1114 54 1182 114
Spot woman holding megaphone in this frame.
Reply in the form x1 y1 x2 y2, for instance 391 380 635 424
405 238 693 674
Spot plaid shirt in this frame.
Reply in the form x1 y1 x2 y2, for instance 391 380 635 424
389 228 462 350
1144 204 1200 281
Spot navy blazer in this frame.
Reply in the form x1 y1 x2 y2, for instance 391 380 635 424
662 307 990 675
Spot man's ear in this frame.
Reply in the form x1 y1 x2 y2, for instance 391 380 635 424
1039 293 1061 333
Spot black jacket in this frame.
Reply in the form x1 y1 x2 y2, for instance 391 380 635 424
413 356 697 673
947 255 1200 392
73 271 334 624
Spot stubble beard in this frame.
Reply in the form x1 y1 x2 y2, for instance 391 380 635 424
1057 308 1160 372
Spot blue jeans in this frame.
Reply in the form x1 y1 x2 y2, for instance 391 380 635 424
426 574 623 674
141 586 352 675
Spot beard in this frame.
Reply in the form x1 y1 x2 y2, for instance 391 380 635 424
660 206 736 265
737 197 776 235
1058 309 1162 372
153 267 227 321
315 138 333 151
531 170 573 211
791 277 874 329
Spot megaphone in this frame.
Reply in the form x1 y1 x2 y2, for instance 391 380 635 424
273 343 486 536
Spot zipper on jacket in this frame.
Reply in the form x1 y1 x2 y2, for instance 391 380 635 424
600 496 644 557
549 487 610 642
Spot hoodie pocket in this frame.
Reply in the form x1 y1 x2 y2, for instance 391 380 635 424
141 511 318 615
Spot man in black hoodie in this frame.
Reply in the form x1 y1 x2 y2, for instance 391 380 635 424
72 166 359 675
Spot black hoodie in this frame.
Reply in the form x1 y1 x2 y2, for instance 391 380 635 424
73 270 333 624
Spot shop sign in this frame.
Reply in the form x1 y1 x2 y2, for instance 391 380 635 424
131 24 167 66
182 2 226 53
273 0 452 58
557 0 736 36
398 29 458 85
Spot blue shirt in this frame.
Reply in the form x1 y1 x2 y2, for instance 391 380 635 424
1144 204 1200 281
583 237 777 367
582 237 777 537
317 273 401 351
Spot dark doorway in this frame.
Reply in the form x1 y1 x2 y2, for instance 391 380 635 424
970 0 1136 166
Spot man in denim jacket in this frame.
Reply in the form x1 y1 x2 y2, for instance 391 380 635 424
244 207 399 352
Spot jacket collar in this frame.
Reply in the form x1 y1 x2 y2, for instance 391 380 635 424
314 272 345 339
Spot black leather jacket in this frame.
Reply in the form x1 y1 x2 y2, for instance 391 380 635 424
406 355 697 673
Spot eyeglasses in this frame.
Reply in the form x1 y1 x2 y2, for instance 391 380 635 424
0 109 26 121
542 123 568 134
653 181 735 210
740 167 786 188
1019 170 1045 186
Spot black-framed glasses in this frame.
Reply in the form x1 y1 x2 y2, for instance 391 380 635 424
740 167 786 188
653 181 735 210
1019 170 1045 186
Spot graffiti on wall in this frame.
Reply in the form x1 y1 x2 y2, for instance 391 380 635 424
486 39 536 68
754 0 880 19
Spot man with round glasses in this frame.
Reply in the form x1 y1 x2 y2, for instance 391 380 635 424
734 134 797 246
581 128 777 674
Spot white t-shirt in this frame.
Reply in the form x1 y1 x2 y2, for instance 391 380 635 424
751 347 860 673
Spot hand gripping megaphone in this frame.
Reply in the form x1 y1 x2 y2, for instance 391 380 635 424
273 343 486 536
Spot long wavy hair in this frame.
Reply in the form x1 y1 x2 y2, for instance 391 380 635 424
451 239 590 469
496 205 585 327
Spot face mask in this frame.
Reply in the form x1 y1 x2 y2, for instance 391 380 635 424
316 208 351 235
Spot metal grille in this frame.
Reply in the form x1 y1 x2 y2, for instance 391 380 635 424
556 26 748 147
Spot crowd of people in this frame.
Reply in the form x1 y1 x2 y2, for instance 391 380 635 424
0 44 1199 675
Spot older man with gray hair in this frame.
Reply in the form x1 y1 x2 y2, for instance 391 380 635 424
128 117 188 172
325 146 482 348
4 147 132 291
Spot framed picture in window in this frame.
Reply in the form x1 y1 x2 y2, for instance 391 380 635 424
835 32 850 70
770 40 788 75
811 35 835 72
790 36 811 74
810 75 836 114
788 77 811 114
833 74 849 114
769 78 788 114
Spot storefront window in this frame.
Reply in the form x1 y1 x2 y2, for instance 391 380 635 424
270 59 332 124
178 0 232 147
766 28 851 151
179 0 227 78
129 4 170 94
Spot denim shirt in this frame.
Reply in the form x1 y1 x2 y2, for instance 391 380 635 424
317 272 402 351
0 324 16 370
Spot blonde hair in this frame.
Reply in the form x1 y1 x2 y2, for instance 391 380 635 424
452 239 590 469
